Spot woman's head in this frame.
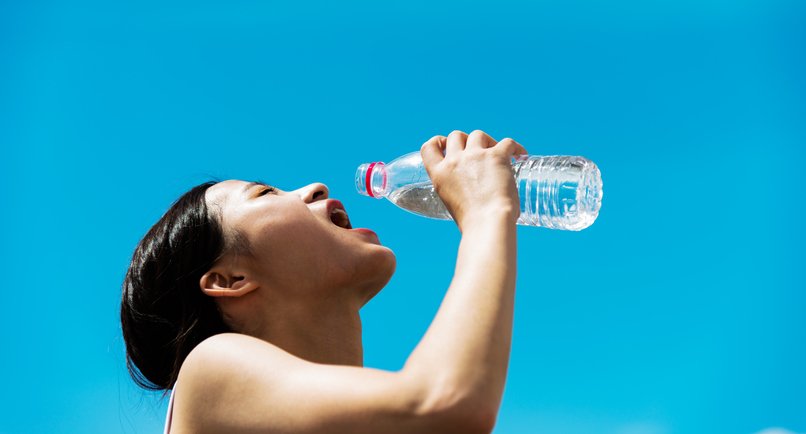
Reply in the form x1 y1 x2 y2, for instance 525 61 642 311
201 180 395 305
121 180 395 390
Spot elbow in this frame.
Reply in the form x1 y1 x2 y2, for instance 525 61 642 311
446 408 497 434
414 378 499 434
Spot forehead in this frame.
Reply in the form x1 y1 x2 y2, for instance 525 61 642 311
209 179 249 195
205 179 251 208
207 179 248 196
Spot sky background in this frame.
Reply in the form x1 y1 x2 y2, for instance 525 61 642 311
1 0 804 433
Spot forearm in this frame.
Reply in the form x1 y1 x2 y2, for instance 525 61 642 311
404 212 517 420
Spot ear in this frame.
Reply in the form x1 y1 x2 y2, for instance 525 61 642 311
199 268 260 298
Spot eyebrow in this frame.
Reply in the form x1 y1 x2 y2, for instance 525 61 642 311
242 182 260 193
242 181 270 195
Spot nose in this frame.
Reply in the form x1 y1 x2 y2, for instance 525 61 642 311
297 183 329 203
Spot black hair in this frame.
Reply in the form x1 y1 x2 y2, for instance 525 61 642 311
120 181 231 391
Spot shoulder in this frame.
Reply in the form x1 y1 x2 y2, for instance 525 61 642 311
178 333 299 390
190 331 273 354
170 333 458 434
184 333 275 364
173 333 296 433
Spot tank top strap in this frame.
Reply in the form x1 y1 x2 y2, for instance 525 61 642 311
163 384 177 434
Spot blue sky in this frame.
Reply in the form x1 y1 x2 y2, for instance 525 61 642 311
1 1 804 433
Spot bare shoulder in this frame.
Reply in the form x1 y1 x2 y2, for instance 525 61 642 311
173 333 300 433
180 333 283 382
184 332 282 365
189 331 278 355
179 332 307 389
170 333 459 434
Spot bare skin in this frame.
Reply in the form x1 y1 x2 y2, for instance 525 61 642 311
171 130 527 434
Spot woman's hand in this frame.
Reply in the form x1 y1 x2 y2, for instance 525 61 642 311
420 130 527 231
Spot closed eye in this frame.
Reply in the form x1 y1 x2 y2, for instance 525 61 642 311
256 187 276 197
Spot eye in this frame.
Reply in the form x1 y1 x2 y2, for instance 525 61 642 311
256 187 275 197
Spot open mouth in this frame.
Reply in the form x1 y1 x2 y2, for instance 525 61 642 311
328 201 353 229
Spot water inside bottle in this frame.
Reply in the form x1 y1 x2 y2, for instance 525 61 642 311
387 182 452 220
514 156 601 230
378 155 601 230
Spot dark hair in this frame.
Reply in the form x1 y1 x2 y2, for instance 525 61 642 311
120 181 232 391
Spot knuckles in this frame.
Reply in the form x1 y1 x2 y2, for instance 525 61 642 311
447 130 467 141
423 131 522 170
468 129 487 140
422 135 445 151
495 138 515 152
493 137 524 157
467 130 487 147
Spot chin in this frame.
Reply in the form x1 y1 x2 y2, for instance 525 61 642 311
358 248 396 306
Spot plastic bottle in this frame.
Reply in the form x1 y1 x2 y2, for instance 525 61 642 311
355 151 603 230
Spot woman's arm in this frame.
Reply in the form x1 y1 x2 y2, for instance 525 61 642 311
404 130 525 428
176 130 525 434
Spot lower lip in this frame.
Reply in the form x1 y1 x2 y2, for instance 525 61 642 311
351 228 379 241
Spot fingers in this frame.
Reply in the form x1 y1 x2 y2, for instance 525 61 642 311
421 135 447 169
466 130 497 149
446 130 468 155
495 137 528 158
423 131 528 163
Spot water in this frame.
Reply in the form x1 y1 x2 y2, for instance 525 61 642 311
382 156 602 230
512 156 602 230
387 182 452 220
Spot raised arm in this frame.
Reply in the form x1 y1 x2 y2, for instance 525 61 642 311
176 130 526 434
404 129 526 427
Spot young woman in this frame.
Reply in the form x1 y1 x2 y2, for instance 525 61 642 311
121 130 527 433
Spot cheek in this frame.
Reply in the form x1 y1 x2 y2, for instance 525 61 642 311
251 217 335 273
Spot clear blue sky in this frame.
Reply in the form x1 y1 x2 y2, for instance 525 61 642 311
1 1 804 433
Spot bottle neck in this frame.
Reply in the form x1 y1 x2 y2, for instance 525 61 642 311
355 161 388 198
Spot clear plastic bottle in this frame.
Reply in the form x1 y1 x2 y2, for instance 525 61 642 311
356 151 603 230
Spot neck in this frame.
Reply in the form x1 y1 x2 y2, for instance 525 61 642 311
250 301 364 367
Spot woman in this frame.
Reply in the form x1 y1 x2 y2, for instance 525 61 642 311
121 130 527 434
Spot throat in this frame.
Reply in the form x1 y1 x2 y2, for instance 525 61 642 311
253 305 364 367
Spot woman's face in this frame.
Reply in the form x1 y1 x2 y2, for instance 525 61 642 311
205 180 396 306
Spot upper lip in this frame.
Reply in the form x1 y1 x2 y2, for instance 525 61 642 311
326 199 352 229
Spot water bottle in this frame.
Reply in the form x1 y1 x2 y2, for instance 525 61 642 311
355 151 603 230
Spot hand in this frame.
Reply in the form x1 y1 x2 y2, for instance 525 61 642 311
420 130 527 231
